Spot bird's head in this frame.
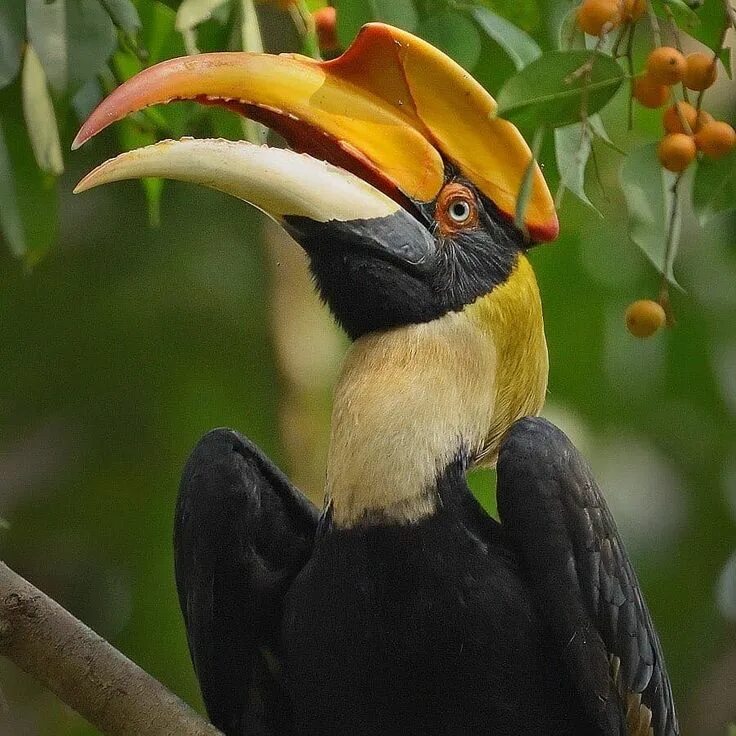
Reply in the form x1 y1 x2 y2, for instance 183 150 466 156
75 24 557 524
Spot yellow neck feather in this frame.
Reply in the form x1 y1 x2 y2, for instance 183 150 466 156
325 254 548 527
464 254 548 464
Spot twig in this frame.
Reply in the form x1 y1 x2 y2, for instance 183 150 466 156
0 562 221 736
647 1 662 48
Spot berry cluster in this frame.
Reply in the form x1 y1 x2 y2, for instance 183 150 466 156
575 0 734 337
632 48 735 173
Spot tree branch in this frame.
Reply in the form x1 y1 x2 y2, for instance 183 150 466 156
0 562 222 736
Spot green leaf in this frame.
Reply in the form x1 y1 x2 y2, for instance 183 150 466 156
72 77 103 121
554 122 599 212
652 0 700 30
334 0 417 48
471 7 541 70
21 45 64 177
418 11 481 71
479 0 540 33
118 118 164 228
0 83 58 263
138 0 186 64
619 143 681 288
0 2 25 90
496 50 624 128
471 25 519 94
99 0 142 34
0 119 25 257
369 0 418 33
652 0 728 55
26 0 117 95
693 149 736 224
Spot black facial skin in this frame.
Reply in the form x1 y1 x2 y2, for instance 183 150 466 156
285 173 528 340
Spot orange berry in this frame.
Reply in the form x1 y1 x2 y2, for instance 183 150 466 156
694 120 736 159
622 0 646 20
658 133 697 172
661 102 713 134
313 6 339 53
683 52 717 91
646 47 686 85
576 0 621 36
626 300 666 338
633 74 669 108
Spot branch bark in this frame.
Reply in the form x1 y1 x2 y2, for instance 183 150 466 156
0 562 222 736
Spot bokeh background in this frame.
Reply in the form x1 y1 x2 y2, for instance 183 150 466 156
1 1 735 734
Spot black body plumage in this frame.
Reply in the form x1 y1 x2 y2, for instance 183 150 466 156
174 418 678 736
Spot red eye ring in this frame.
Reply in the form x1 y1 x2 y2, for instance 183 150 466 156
436 183 479 234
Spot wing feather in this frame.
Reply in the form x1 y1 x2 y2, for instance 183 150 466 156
174 428 319 735
497 417 678 736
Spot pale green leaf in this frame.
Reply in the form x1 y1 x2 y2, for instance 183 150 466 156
471 7 541 70
557 7 585 50
99 0 142 34
555 123 599 212
240 0 263 53
175 0 230 33
240 0 266 143
27 0 117 94
515 126 544 232
0 3 25 90
693 149 736 224
418 11 481 71
497 50 624 128
620 143 682 288
21 45 63 177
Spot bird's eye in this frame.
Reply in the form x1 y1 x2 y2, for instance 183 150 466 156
436 183 479 234
448 200 471 223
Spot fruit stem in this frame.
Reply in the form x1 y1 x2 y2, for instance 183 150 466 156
695 19 728 114
626 21 636 130
658 171 682 327
669 90 693 136
611 23 629 58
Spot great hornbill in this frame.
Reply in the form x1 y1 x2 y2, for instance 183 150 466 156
74 23 678 736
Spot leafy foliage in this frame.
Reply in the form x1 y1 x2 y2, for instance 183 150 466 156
1 0 733 293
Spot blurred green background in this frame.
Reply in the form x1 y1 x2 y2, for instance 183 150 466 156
1 0 735 735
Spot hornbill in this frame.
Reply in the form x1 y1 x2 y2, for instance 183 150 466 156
74 23 679 736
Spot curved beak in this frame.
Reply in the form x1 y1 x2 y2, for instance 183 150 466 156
73 22 558 242
74 138 436 271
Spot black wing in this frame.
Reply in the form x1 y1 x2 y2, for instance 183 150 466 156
496 417 678 736
174 428 320 736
